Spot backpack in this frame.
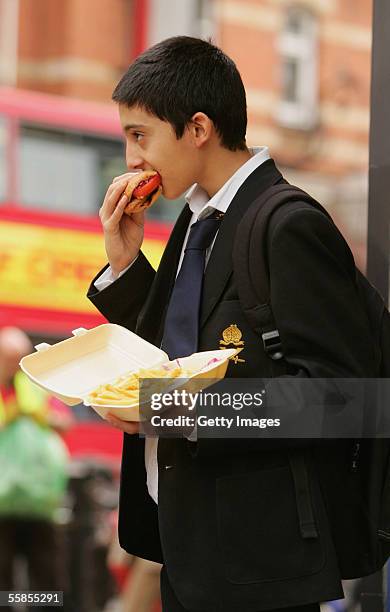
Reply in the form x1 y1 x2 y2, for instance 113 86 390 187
232 183 390 578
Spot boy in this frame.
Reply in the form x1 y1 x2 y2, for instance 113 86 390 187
88 37 374 611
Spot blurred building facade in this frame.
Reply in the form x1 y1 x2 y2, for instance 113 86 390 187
0 0 372 267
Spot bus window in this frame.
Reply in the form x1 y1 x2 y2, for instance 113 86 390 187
19 124 127 216
19 123 185 223
0 116 6 202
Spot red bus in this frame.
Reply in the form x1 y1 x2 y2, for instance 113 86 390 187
0 86 183 341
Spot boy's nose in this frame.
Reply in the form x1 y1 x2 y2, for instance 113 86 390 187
125 144 144 170
126 157 144 171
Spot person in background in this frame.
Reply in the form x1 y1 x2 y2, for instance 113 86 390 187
0 326 73 606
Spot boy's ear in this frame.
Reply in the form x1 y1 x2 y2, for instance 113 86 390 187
188 112 214 147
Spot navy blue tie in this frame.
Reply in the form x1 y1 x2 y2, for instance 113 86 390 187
161 211 223 360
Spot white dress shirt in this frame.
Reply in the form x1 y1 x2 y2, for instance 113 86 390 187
94 146 270 504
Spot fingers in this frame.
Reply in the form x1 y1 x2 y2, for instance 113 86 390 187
112 171 141 183
106 193 129 229
131 210 145 226
106 413 140 434
99 174 148 233
102 178 127 206
123 208 145 229
99 179 128 224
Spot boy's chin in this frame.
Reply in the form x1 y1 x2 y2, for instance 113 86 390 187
161 187 184 200
162 181 195 200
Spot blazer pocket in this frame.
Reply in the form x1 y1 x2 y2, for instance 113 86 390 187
216 465 325 584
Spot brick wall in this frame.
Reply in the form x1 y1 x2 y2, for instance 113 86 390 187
17 0 134 100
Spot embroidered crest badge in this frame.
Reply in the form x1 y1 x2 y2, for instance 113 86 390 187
219 324 245 364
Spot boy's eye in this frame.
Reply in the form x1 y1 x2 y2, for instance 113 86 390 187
133 132 144 142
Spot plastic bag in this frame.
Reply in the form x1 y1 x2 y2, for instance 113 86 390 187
0 417 69 520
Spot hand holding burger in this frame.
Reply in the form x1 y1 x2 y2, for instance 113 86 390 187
98 169 162 277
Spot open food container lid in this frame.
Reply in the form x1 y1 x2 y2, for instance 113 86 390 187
20 324 168 406
19 324 237 421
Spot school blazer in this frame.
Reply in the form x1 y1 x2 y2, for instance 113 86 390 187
88 159 375 611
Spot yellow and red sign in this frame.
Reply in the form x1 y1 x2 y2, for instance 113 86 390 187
0 209 168 334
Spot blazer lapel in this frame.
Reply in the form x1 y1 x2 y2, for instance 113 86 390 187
200 159 284 328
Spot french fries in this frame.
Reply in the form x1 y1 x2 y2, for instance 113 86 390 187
87 364 193 406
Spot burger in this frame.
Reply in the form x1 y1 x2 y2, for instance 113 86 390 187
124 170 162 214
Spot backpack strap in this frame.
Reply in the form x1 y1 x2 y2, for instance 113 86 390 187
233 183 331 361
288 450 318 539
233 183 328 543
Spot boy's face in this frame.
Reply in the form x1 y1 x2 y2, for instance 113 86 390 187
119 104 201 200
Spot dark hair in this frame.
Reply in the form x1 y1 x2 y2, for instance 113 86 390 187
112 36 247 151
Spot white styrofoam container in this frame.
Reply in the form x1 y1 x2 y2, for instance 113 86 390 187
19 324 237 422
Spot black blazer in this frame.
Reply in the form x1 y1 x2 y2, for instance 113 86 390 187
88 160 375 611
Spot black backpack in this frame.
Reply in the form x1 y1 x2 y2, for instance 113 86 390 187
232 183 390 578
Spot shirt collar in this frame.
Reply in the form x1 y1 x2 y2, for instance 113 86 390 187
185 146 270 219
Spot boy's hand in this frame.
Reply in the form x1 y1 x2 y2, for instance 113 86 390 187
99 173 145 277
106 412 140 435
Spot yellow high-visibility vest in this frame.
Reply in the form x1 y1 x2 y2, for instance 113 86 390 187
0 372 49 427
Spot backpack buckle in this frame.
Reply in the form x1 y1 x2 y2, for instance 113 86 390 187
262 330 283 360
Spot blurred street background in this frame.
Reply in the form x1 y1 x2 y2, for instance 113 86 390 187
0 1 376 611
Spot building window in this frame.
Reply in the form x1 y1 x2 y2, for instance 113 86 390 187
148 0 215 45
193 0 215 39
277 7 318 130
